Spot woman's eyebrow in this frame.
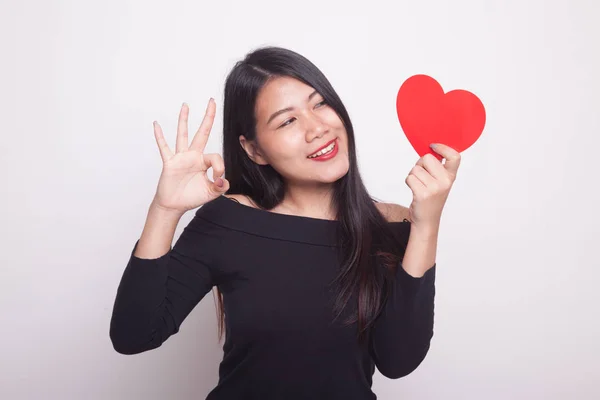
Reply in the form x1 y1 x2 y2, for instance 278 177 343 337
267 90 319 124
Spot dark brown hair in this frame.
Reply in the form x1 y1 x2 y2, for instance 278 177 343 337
216 46 406 344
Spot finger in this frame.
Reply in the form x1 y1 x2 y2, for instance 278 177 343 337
213 177 230 193
176 103 190 153
410 164 435 187
430 143 461 175
153 121 173 162
204 153 229 194
190 98 216 153
420 154 447 180
202 153 225 181
405 173 426 195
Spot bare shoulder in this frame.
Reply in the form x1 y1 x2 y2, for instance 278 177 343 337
374 201 411 223
223 194 256 208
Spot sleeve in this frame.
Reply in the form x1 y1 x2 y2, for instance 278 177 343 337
369 261 436 379
109 213 218 355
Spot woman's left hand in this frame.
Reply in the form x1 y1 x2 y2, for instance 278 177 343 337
405 143 461 233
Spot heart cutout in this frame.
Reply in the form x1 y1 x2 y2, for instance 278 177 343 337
396 74 486 160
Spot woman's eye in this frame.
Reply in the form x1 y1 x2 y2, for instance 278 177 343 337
277 101 326 129
279 118 296 128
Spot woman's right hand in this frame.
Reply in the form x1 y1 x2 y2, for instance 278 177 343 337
151 98 230 215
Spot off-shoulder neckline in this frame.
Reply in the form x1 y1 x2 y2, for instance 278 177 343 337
194 195 409 247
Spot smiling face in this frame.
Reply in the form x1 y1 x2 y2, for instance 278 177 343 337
239 76 350 187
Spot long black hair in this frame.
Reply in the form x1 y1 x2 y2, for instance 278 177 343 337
215 46 406 343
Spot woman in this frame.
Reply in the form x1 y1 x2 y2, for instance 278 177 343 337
110 46 460 399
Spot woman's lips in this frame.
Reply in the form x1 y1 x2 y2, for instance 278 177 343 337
307 138 337 158
307 139 339 161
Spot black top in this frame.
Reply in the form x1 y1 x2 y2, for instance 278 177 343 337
110 195 436 400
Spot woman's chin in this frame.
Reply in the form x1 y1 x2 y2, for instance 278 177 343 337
314 163 350 184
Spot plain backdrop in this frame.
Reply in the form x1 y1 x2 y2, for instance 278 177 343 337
1 0 599 399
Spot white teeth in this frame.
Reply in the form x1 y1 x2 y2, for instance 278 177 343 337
308 142 335 158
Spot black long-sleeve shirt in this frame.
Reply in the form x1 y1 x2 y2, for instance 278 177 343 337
110 195 436 399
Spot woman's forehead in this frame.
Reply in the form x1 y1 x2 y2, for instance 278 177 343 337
259 77 316 103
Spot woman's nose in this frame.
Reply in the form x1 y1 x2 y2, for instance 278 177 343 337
305 115 328 141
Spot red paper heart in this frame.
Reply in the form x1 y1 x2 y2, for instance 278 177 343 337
396 74 486 160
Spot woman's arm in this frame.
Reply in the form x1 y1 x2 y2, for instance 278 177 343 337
133 199 185 259
370 225 437 379
401 225 438 277
370 205 438 379
109 203 216 355
371 143 459 378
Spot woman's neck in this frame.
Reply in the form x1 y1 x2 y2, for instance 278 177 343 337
272 185 337 220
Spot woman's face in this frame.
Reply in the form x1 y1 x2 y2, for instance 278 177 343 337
240 76 350 186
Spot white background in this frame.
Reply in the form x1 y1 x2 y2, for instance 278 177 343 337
1 0 599 399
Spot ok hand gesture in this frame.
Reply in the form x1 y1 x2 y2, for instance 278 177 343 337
152 99 230 215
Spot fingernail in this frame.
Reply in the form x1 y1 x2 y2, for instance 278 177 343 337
216 178 223 187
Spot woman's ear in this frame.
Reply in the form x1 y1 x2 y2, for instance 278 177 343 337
239 135 269 165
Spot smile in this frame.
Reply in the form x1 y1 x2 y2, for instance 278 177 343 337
308 141 336 158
